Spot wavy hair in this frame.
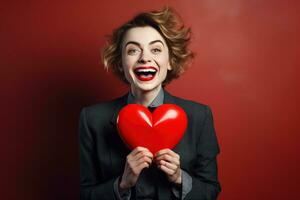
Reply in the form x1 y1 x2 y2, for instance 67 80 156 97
102 6 194 85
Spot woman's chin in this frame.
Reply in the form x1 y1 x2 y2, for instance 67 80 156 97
132 81 161 92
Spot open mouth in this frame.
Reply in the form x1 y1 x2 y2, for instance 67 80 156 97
134 66 157 81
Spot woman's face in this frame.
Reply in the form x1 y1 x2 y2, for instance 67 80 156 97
121 26 171 93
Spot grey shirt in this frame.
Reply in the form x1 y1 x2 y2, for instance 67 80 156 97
113 88 192 200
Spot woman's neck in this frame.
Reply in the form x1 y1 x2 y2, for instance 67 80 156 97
130 85 162 107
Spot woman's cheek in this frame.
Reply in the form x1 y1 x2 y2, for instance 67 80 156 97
126 55 138 66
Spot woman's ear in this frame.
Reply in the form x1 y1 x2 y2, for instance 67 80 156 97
167 62 172 70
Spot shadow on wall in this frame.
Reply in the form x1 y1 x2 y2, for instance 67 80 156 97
16 56 125 200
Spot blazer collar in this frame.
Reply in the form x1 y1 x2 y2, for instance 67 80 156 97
109 93 128 125
110 89 176 125
163 89 176 104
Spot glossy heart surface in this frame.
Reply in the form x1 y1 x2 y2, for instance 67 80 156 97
117 104 188 154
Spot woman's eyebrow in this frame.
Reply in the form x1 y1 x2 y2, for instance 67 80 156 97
125 41 141 48
149 40 164 46
125 40 164 48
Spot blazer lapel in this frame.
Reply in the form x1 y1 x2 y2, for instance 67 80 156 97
110 92 129 126
159 89 178 199
106 92 130 176
163 89 177 104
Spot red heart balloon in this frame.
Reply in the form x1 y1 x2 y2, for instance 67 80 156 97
117 104 188 154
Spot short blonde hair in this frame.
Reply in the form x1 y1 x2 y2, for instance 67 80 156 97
102 7 194 85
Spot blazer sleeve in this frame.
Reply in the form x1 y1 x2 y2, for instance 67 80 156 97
79 108 118 200
184 105 221 200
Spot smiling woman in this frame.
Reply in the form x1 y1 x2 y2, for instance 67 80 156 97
123 35 167 84
79 6 221 200
102 7 194 87
121 26 172 97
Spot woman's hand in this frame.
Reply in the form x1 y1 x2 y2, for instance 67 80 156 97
120 146 153 189
155 149 182 185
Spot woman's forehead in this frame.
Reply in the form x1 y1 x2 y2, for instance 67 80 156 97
122 26 167 47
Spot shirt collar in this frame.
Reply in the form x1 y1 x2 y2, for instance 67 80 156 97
127 88 164 107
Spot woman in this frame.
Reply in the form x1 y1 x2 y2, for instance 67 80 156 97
79 7 221 200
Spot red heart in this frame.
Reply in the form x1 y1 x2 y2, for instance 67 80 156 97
117 104 188 154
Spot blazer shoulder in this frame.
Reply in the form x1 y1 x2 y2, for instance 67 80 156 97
80 95 126 125
171 94 212 114
166 93 216 126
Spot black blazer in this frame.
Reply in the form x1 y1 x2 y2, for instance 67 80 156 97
79 90 221 200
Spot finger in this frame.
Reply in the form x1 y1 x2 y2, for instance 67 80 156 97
137 155 152 165
128 156 151 171
136 160 151 171
158 160 177 171
131 146 150 156
156 149 179 159
159 164 175 176
128 147 151 161
155 148 170 157
155 153 172 161
134 150 153 161
155 154 180 166
131 161 150 176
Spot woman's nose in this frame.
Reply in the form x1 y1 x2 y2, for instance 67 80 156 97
138 51 151 64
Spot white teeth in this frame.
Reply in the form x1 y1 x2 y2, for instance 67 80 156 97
136 68 157 73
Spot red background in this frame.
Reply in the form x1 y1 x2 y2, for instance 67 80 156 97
1 0 299 199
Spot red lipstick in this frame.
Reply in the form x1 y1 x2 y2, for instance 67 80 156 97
134 66 157 82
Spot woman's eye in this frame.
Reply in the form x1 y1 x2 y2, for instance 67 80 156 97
152 48 162 53
127 49 140 55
